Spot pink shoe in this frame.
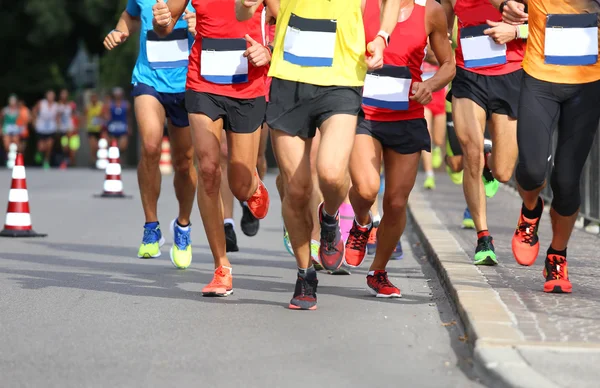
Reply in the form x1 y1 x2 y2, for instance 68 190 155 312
339 203 355 243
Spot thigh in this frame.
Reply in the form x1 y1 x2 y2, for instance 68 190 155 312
350 133 383 195
309 129 321 174
432 113 447 145
258 122 269 158
314 86 362 130
189 113 223 166
424 107 434 135
451 96 487 148
382 148 421 200
266 78 313 138
488 112 518 169
167 120 193 161
271 129 312 190
317 113 358 174
226 128 261 173
134 94 166 151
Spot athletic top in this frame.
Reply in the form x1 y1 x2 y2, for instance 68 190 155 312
268 0 367 87
36 100 58 134
362 0 428 122
108 102 128 134
86 102 104 133
126 0 195 94
523 0 600 84
2 107 19 128
187 0 266 99
57 102 74 132
454 0 524 75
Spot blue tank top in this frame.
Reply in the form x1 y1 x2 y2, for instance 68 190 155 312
108 102 128 134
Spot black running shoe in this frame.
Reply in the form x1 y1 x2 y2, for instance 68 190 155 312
318 203 345 271
240 201 259 237
289 271 318 310
474 235 498 266
225 223 239 252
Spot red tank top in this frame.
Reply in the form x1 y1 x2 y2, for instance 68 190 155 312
362 0 428 122
186 0 266 99
454 0 524 75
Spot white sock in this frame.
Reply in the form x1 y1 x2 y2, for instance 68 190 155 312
368 270 375 276
176 220 190 231
372 214 382 224
224 218 235 228
426 170 434 178
222 265 232 274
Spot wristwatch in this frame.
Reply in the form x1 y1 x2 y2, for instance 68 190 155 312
376 30 390 47
499 0 510 14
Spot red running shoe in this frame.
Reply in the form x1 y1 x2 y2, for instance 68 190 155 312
367 270 401 298
246 171 270 220
512 201 543 266
318 202 345 271
543 254 572 293
344 221 371 268
289 272 318 310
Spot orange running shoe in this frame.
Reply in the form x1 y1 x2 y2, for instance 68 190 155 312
202 266 233 297
246 171 269 220
543 254 572 293
344 221 372 268
512 202 543 266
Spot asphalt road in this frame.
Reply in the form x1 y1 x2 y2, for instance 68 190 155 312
0 169 484 388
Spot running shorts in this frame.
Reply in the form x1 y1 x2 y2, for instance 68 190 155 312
266 78 362 139
185 90 265 134
425 88 447 116
447 67 523 119
356 115 431 154
3 124 21 136
132 83 189 128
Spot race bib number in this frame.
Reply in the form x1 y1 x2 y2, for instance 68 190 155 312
460 24 507 68
545 14 599 66
201 38 249 84
362 65 412 111
283 14 337 67
146 29 190 69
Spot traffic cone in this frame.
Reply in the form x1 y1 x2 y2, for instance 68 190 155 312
96 138 108 170
96 140 129 198
0 154 47 237
6 143 17 168
159 136 173 175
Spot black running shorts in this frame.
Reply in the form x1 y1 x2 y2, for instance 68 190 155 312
185 90 266 134
356 116 431 155
266 77 362 138
447 67 523 119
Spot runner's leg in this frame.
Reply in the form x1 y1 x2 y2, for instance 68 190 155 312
167 120 196 226
487 113 517 184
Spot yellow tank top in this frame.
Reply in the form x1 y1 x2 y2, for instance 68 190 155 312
86 102 104 133
523 0 600 84
268 0 366 86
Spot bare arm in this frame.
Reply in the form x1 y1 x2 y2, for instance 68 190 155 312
236 0 264 22
424 40 439 65
379 0 401 35
153 0 189 37
440 0 455 34
426 0 455 93
116 10 140 35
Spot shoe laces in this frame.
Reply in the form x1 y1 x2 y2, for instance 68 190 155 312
295 275 316 297
174 226 191 250
348 226 369 250
321 228 339 251
373 272 394 288
367 227 378 244
546 255 567 280
142 227 160 244
517 218 536 244
476 236 494 253
209 268 229 286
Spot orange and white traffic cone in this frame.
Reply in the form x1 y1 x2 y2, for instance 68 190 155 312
159 136 173 175
0 154 47 237
96 140 129 198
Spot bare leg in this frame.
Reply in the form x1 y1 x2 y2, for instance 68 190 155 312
168 120 197 225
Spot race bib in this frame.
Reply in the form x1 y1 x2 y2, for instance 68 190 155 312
362 65 412 111
283 14 337 67
92 117 103 127
545 14 599 66
201 38 248 84
146 29 190 69
108 122 127 133
460 24 507 68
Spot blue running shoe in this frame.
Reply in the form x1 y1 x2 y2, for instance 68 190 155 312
137 222 165 258
462 207 475 229
170 219 192 269
391 240 404 260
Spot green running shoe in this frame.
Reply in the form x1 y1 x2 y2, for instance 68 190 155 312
137 223 165 258
474 235 497 265
432 146 442 169
283 226 294 256
170 219 192 269
423 175 436 190
311 239 323 271
482 140 499 198
462 207 475 229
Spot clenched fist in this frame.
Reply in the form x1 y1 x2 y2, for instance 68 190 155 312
243 34 270 67
104 30 129 50
153 0 173 28
409 82 433 105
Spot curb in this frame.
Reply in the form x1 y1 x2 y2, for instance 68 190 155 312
407 191 560 388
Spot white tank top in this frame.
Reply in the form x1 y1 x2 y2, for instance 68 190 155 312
36 100 58 134
57 102 73 132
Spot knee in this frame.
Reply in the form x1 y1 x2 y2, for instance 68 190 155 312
550 169 580 216
493 167 514 184
446 155 464 173
460 140 484 171
286 179 312 208
352 178 379 205
141 141 161 162
317 165 346 192
172 149 193 174
198 159 221 194
382 192 408 216
515 159 546 191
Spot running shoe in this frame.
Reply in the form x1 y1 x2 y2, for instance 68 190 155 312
432 146 443 169
202 265 233 297
169 219 192 269
311 240 323 271
225 223 239 252
318 203 345 271
462 207 475 229
137 223 165 258
423 175 436 190
246 171 269 219
240 200 259 237
34 152 43 164
512 201 543 266
446 165 464 185
367 220 379 255
289 271 318 310
543 254 572 293
344 221 372 268
283 226 294 256
391 240 403 260
367 270 401 298
482 140 499 198
43 161 50 170
474 235 497 265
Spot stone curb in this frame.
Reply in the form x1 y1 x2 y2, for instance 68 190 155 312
407 191 560 388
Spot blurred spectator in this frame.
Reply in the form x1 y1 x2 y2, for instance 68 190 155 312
104 87 131 154
85 90 105 166
1 94 21 164
33 90 59 169
57 89 80 168
16 99 31 154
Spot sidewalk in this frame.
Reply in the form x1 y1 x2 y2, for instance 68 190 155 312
409 173 600 388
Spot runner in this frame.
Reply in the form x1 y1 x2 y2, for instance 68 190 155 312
441 0 525 265
238 0 402 309
1 95 21 163
104 0 198 268
154 0 272 295
85 91 105 166
16 99 31 154
57 89 78 168
497 0 600 293
343 0 454 298
33 90 59 170
105 87 131 154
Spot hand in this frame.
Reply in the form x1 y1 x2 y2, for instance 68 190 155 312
501 0 528 25
240 0 260 8
365 36 385 70
152 0 173 28
409 82 433 105
243 34 270 67
104 30 129 50
183 10 196 35
484 20 517 44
